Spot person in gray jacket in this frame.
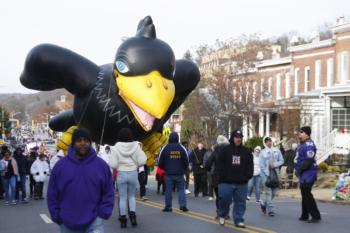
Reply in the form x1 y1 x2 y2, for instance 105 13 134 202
259 136 284 217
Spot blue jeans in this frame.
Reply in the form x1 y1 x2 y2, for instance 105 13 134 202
2 176 16 202
165 175 186 208
247 175 261 201
16 174 27 201
218 183 247 224
60 217 104 233
117 171 138 215
260 173 278 214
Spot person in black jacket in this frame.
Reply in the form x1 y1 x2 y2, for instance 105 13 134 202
205 135 229 219
158 132 189 212
216 130 253 228
27 151 37 198
14 147 29 203
190 142 208 197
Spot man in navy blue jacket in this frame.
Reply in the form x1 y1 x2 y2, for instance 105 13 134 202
158 132 189 212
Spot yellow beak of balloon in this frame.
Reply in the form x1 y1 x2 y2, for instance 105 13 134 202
115 70 175 131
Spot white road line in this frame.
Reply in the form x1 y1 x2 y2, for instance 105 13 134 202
40 214 53 224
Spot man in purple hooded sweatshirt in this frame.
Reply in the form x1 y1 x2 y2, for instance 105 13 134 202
47 128 114 233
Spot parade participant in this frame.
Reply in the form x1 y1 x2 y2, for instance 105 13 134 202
203 146 214 201
205 135 230 219
247 146 262 203
295 126 321 223
109 127 147 228
27 151 37 198
49 150 64 170
260 136 284 217
190 142 208 197
30 152 50 200
14 147 29 203
158 132 189 212
138 164 149 200
98 146 111 164
156 165 166 195
48 128 114 233
0 149 18 205
216 130 253 228
181 141 191 195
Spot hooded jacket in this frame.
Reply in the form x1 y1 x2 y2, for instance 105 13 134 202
158 132 189 175
30 158 50 182
260 136 284 177
47 146 114 229
109 141 147 171
216 142 253 184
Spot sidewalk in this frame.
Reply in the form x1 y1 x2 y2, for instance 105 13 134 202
278 188 350 205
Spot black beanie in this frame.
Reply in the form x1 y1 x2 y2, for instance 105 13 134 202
300 126 311 136
72 128 92 144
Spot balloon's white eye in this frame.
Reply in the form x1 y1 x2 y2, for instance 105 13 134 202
115 60 129 73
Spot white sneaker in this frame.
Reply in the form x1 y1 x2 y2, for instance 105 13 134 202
141 196 148 201
208 197 214 201
219 217 225 225
235 222 246 228
185 189 191 195
246 196 250 200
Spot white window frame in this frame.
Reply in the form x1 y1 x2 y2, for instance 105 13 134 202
260 79 264 102
340 51 349 84
294 68 299 95
276 74 281 99
285 73 290 98
253 81 257 103
304 66 310 92
327 58 334 87
315 60 321 89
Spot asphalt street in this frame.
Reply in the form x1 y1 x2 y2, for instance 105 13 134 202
1 178 349 233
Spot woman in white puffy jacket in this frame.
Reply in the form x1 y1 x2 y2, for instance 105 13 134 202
30 153 49 200
109 128 147 228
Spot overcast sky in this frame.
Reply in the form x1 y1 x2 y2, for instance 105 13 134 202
1 0 349 94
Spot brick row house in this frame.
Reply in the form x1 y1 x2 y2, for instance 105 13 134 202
198 17 350 162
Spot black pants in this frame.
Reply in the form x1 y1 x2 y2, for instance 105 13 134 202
208 174 214 197
34 182 44 199
300 183 321 220
194 173 208 196
138 166 148 197
29 175 36 197
157 181 165 194
214 187 219 214
185 169 190 189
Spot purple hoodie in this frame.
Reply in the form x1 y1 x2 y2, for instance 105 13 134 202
47 146 114 229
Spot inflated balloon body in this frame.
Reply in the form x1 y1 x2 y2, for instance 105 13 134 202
20 16 200 165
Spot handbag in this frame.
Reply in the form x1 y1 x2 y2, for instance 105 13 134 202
265 168 279 189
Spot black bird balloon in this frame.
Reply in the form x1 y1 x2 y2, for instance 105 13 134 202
20 16 200 165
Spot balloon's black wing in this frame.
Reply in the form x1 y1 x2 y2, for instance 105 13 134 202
20 44 99 96
49 110 76 132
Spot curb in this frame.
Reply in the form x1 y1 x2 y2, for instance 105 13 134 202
278 193 350 206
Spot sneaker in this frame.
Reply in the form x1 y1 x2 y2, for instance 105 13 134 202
256 200 260 204
260 203 266 214
4 201 9 206
162 207 172 212
219 217 225 225
235 222 246 228
208 197 214 201
246 196 250 201
11 201 17 205
185 189 191 195
141 196 148 201
268 212 275 217
180 206 189 212
225 215 230 220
